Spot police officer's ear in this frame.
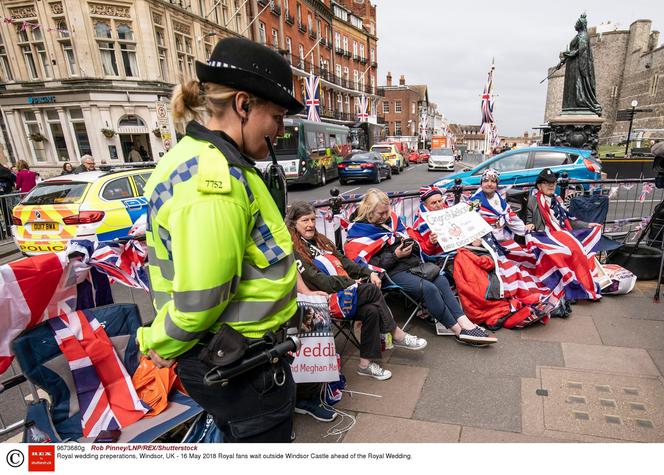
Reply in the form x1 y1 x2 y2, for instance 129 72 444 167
233 92 251 122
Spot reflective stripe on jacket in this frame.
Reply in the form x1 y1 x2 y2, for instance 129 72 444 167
137 125 297 359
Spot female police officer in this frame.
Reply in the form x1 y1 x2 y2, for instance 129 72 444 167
137 37 303 443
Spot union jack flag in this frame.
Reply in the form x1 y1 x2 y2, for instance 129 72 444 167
480 61 495 135
305 73 321 122
345 210 406 270
471 188 527 241
357 95 369 122
312 254 358 319
525 226 603 301
49 310 149 437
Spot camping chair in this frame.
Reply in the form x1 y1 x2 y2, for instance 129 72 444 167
11 303 202 443
381 274 425 332
330 315 362 356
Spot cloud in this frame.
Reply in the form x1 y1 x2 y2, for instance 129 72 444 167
375 0 662 135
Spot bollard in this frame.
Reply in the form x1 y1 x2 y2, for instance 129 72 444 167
558 172 569 201
329 187 344 251
451 178 463 204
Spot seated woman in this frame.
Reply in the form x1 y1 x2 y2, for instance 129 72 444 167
408 185 449 258
286 202 427 383
471 168 534 241
525 168 602 301
345 189 496 346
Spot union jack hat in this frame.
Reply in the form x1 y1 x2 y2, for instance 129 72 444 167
480 168 500 183
419 185 443 202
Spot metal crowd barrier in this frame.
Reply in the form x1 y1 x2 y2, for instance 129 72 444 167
309 176 663 250
0 193 23 242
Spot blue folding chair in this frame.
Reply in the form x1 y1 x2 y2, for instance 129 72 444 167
12 303 203 443
381 274 425 332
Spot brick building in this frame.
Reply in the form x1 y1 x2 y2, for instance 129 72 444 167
252 0 379 124
377 72 437 149
544 19 664 145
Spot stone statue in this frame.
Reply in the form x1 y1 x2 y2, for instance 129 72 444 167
560 13 602 116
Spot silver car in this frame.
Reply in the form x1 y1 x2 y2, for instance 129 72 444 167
428 148 456 171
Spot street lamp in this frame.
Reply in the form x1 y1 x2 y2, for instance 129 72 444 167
625 99 638 157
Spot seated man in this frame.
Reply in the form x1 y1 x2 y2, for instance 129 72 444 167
525 168 603 302
471 168 534 241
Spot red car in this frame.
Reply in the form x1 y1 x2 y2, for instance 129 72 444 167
417 150 430 163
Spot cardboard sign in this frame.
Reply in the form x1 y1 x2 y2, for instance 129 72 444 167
422 203 493 252
291 294 340 383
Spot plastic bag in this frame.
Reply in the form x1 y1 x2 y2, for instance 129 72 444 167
131 356 186 417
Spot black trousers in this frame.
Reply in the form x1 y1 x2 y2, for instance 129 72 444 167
355 283 396 360
175 345 295 443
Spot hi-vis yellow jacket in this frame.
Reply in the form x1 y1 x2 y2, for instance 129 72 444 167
137 122 297 359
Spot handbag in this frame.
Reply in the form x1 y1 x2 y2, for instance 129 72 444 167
409 262 441 281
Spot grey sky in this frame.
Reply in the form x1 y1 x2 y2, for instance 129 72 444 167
375 0 663 136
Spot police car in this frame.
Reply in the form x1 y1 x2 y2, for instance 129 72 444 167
11 167 152 255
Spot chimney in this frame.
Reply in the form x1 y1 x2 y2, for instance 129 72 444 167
399 74 405 86
386 71 392 87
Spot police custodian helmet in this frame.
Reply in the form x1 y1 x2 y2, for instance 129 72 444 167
196 36 304 115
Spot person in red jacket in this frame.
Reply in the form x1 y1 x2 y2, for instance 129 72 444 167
15 160 37 193
408 185 449 257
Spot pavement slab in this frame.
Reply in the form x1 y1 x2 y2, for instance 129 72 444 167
562 342 660 376
293 411 359 444
335 358 428 419
459 426 568 443
520 315 602 344
583 294 664 321
647 349 664 377
342 413 461 443
592 316 664 349
536 367 664 442
414 369 523 433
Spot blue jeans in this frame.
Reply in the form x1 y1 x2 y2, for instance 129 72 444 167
390 271 464 328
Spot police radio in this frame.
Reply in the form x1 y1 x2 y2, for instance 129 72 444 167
264 135 288 217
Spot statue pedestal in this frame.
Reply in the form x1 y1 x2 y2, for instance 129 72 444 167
548 114 604 153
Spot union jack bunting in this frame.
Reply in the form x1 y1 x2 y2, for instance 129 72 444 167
305 73 321 122
357 95 369 122
49 310 149 437
479 61 495 135
471 188 527 241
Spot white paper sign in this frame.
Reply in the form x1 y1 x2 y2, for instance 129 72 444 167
291 294 340 383
422 203 492 252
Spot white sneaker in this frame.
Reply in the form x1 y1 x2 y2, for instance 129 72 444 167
393 333 428 350
357 362 392 381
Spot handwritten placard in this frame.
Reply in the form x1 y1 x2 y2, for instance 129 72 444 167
422 203 492 252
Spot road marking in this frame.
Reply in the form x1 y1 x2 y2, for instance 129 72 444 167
406 164 423 172
341 187 360 195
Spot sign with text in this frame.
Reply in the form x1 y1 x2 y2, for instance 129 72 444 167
422 203 492 252
291 294 339 383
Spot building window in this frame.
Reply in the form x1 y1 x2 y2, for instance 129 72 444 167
335 64 341 80
353 41 358 57
284 0 290 16
370 47 375 63
296 3 302 23
317 19 321 38
234 0 242 31
651 74 660 96
411 102 416 114
285 37 292 64
56 20 77 76
221 0 229 25
68 108 91 157
45 110 68 161
307 14 312 32
359 44 365 60
93 20 137 77
343 36 348 52
395 101 401 113
298 44 304 68
23 111 47 162
258 22 266 44
175 30 195 81
353 70 359 89
0 32 13 81
383 101 389 114
272 28 278 48
370 76 375 95
336 93 342 112
395 121 401 135
345 95 350 113
16 23 52 79
334 32 341 49
155 26 169 82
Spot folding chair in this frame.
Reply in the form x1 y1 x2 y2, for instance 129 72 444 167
381 274 425 332
330 315 361 356
11 303 203 443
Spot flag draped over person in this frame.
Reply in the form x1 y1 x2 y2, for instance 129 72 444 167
344 210 407 269
305 73 321 122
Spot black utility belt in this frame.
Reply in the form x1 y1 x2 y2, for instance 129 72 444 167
199 324 299 387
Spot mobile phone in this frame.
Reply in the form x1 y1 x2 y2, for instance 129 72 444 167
94 429 121 443
401 238 414 246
